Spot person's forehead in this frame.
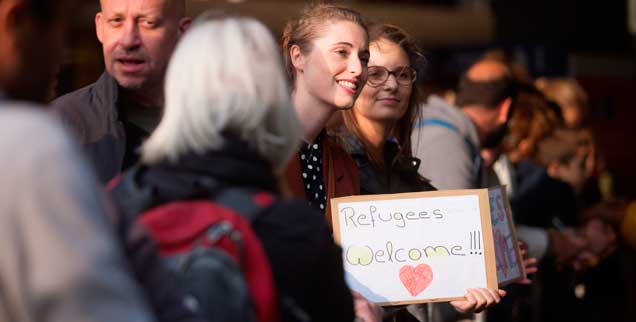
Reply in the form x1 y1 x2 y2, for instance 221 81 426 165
369 39 408 66
313 21 368 49
101 0 172 14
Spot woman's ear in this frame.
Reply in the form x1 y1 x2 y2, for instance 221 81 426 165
290 44 305 73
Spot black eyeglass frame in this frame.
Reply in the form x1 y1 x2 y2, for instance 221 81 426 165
365 65 417 87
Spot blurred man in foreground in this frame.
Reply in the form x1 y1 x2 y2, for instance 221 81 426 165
0 0 156 321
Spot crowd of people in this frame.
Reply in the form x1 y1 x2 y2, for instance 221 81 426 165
0 0 634 322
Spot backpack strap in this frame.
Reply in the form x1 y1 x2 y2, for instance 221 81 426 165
110 165 158 223
112 164 276 222
173 174 275 222
414 118 460 132
213 188 276 222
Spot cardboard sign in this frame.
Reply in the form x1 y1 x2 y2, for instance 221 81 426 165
331 189 498 306
488 186 526 286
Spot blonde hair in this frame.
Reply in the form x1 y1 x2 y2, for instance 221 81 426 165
505 84 561 162
536 77 588 119
141 14 301 174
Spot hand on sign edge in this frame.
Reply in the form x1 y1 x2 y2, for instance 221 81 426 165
450 288 506 313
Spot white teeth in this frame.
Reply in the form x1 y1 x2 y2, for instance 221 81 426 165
338 80 357 90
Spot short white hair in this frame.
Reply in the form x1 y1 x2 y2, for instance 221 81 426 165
142 15 301 174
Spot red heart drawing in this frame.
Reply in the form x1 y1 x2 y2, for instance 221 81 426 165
399 264 434 296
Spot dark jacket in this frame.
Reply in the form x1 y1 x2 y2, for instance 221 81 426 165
52 72 148 183
113 136 355 322
337 134 435 195
511 160 579 228
510 160 584 322
284 133 360 226
336 134 460 322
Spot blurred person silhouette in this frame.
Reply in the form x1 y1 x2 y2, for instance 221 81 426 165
489 87 597 322
411 58 516 190
535 78 588 130
500 86 590 266
52 0 191 183
537 78 636 322
515 128 598 322
536 77 607 205
0 0 163 321
109 13 356 322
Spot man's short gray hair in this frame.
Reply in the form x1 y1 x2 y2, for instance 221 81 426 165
141 15 301 174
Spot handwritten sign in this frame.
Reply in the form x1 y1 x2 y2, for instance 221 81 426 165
488 186 526 286
331 189 497 306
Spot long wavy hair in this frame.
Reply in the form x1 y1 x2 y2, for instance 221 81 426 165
341 23 426 168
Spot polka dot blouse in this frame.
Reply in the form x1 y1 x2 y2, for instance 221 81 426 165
299 137 327 212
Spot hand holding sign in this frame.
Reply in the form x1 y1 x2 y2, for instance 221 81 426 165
517 241 538 284
450 288 506 313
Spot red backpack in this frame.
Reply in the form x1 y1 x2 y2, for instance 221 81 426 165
110 166 279 322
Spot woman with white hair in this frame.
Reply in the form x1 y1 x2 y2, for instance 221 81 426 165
110 14 355 322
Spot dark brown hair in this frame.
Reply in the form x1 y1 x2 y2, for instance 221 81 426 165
281 2 368 87
505 84 561 162
342 23 426 168
533 128 582 167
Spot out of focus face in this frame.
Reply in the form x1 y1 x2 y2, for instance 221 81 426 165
298 20 369 110
562 105 584 129
555 152 588 193
96 0 184 90
0 0 72 102
353 38 413 125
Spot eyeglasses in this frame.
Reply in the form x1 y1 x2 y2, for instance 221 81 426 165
366 66 417 87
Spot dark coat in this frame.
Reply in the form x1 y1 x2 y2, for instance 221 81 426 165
113 137 356 322
337 134 436 195
52 72 147 183
510 160 583 322
511 160 579 228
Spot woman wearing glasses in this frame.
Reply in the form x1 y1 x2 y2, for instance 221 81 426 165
335 23 506 320
335 23 432 195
